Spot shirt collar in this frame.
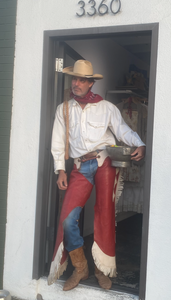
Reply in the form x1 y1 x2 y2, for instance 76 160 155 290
72 99 98 107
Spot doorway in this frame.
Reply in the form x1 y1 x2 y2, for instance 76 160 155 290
33 23 158 300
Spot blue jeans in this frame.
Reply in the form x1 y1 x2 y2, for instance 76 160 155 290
63 159 98 252
79 158 98 185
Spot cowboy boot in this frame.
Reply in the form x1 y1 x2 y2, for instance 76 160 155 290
95 265 112 290
63 246 89 291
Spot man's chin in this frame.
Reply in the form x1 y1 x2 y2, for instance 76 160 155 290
73 92 82 97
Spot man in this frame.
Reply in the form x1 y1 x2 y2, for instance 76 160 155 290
48 60 145 291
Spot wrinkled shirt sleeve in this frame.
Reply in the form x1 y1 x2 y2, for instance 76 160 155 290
51 104 66 174
108 104 145 147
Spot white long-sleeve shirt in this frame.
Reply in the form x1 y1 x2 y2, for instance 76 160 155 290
51 99 145 174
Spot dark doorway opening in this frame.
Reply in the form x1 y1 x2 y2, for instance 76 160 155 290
33 24 158 300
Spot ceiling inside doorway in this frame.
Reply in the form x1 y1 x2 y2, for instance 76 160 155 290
111 31 152 65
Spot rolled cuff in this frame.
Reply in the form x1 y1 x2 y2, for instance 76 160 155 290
131 131 146 148
54 161 65 175
136 141 146 148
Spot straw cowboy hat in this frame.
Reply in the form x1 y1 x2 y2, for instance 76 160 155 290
62 60 103 80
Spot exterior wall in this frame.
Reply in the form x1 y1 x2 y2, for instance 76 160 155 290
3 0 171 299
0 0 17 288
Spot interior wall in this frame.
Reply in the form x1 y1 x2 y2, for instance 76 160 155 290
67 38 149 99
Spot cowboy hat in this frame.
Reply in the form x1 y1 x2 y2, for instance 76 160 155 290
62 60 103 80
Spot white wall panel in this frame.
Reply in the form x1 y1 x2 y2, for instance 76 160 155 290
3 0 171 299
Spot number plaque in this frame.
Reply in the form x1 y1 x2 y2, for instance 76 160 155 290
76 0 121 17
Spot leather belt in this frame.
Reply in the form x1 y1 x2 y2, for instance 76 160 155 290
78 150 102 163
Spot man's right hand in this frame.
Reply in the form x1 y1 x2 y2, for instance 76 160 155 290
57 170 68 190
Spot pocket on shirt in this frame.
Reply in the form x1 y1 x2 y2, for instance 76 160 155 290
69 121 79 140
87 121 105 142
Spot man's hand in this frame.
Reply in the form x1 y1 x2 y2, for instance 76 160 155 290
131 146 146 161
57 170 68 190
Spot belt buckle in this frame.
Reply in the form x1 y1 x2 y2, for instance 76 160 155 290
79 150 101 163
78 155 86 163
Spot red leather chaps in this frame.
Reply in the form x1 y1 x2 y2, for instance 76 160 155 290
49 157 117 282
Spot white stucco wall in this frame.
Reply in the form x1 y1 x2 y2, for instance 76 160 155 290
3 0 171 299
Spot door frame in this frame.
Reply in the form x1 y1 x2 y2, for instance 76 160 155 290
33 23 159 300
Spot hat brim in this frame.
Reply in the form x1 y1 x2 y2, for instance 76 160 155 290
62 66 103 80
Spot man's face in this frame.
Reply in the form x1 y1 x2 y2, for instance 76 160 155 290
71 76 94 98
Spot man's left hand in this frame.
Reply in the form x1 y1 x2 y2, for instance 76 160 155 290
131 146 146 161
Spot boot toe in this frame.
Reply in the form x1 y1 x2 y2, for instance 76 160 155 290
63 267 89 291
95 273 112 290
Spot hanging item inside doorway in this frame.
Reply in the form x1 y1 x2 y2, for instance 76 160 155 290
76 0 121 17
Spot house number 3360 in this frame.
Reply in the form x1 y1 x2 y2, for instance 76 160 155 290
76 0 121 17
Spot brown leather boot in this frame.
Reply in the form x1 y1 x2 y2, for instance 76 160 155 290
63 247 89 291
95 266 112 290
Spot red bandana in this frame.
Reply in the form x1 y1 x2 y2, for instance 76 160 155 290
70 89 103 104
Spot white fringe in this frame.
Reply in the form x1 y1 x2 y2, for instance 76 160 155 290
47 241 68 285
92 241 117 278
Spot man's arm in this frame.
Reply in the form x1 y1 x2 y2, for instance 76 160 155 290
57 170 68 190
131 146 146 161
109 103 146 160
51 104 66 175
